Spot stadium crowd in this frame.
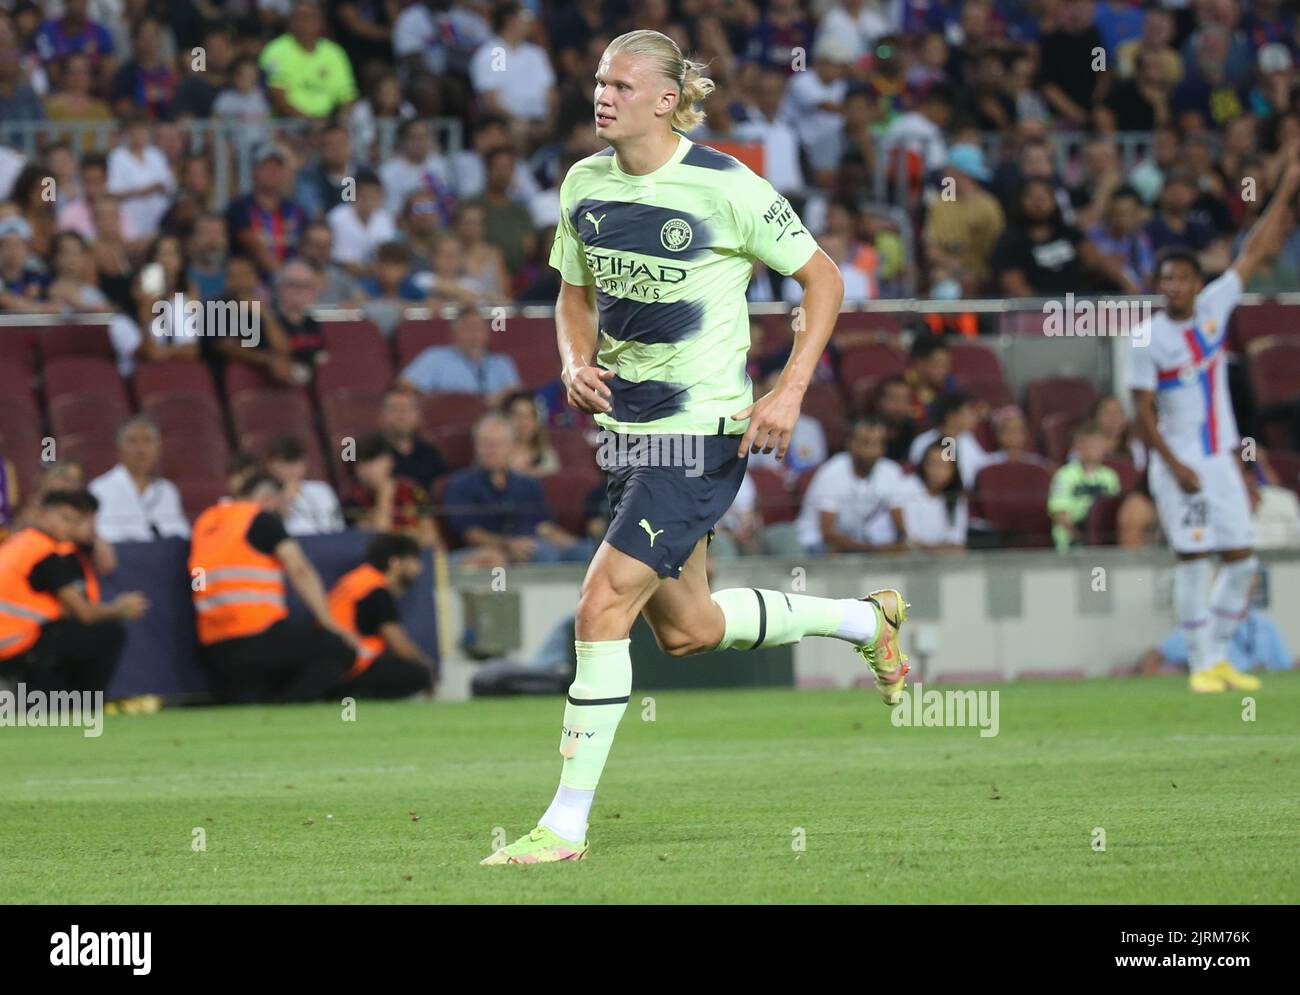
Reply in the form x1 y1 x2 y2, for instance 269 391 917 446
0 0 1299 703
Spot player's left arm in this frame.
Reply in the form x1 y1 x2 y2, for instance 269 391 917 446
735 248 843 458
1229 153 1300 285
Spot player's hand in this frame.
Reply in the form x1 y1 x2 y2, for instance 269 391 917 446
562 365 614 414
732 383 804 459
113 592 150 620
1171 461 1202 494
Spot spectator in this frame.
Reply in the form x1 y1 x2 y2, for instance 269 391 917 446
1115 6 1182 82
297 219 361 306
174 24 233 119
1243 455 1300 550
903 334 955 425
0 450 19 541
453 200 511 301
1089 394 1147 470
907 391 993 490
186 212 229 301
871 374 919 464
984 406 1053 471
106 112 174 241
378 117 456 224
359 240 428 336
207 254 306 387
326 167 395 277
500 389 560 478
341 432 442 550
1048 421 1121 552
31 0 116 90
712 472 764 558
226 451 261 498
879 82 953 194
1097 49 1175 133
1086 184 1156 294
398 307 521 401
211 56 272 135
448 113 541 203
271 258 327 369
42 52 111 143
0 215 49 312
794 418 905 554
891 439 968 553
1037 0 1106 129
732 67 805 195
348 69 417 161
0 489 147 695
326 532 435 699
923 143 1005 295
294 121 356 220
133 232 201 363
109 17 176 119
441 414 590 565
377 387 450 490
189 472 359 705
465 146 536 281
264 434 344 536
259 0 358 120
993 177 1103 296
1144 169 1222 260
779 34 852 185
747 369 828 482
88 416 192 543
224 142 307 277
468 3 556 143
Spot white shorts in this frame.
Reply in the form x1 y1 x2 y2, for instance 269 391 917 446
1148 450 1254 554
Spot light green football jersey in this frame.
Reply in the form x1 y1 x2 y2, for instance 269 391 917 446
549 134 818 435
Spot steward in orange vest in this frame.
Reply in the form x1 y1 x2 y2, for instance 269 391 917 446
189 473 359 705
326 532 434 698
0 490 148 692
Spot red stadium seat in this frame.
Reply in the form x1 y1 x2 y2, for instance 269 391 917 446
1085 494 1125 546
395 316 453 369
1247 337 1300 448
420 392 488 434
496 316 560 389
237 428 329 482
1265 450 1300 500
173 475 229 519
0 326 37 370
139 391 227 438
0 362 37 404
57 433 119 479
314 321 394 399
1024 376 1099 442
44 356 129 408
429 424 474 470
222 361 305 399
320 389 386 439
133 359 220 402
1103 454 1139 493
229 388 315 439
748 465 799 524
37 323 114 363
948 341 1004 386
838 340 906 394
833 312 903 335
1039 410 1085 463
550 426 598 474
973 462 1053 546
962 377 1015 410
159 432 230 482
800 381 849 453
540 471 600 537
48 392 132 441
1231 302 1299 351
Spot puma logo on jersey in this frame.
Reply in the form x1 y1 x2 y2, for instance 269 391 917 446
639 519 664 547
585 211 606 233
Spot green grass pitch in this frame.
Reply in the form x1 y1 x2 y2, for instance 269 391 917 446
2 673 1297 904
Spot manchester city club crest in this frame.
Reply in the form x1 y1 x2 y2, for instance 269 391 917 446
660 218 693 251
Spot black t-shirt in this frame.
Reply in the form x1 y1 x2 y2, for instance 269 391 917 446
1104 79 1159 132
992 221 1087 296
388 437 450 491
279 309 324 365
1039 27 1105 111
28 551 80 595
246 511 289 555
354 586 399 638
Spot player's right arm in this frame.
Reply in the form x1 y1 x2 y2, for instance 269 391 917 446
275 537 362 651
1131 388 1201 493
556 279 612 415
1229 152 1300 285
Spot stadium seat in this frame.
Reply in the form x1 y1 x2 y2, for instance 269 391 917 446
838 340 906 395
496 316 561 389
1231 302 1299 351
222 361 308 400
1024 376 1099 441
36 323 115 363
0 326 37 369
0 360 37 403
139 391 227 438
833 312 903 335
0 411 46 498
962 378 1015 410
44 356 130 409
550 426 598 474
429 424 474 470
1265 450 1300 500
1085 494 1125 546
540 471 600 538
48 392 132 441
1039 410 1084 463
420 392 488 434
947 340 1004 386
748 465 799 524
395 316 453 369
57 433 119 479
1103 454 1140 493
973 462 1053 546
1246 336 1300 449
314 321 394 399
238 428 330 482
133 359 220 403
159 431 230 482
229 388 315 439
173 475 229 519
800 381 848 453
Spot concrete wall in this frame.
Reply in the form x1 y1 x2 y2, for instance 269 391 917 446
436 548 1300 698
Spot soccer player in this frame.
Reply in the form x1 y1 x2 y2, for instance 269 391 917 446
1129 158 1300 694
482 30 909 866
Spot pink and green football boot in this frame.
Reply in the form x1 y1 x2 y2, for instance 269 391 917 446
480 825 589 865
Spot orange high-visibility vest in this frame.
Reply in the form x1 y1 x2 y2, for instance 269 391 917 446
0 528 73 660
77 549 100 604
189 501 287 645
328 563 389 679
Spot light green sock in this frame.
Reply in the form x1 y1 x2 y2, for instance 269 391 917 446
710 588 854 650
557 639 632 790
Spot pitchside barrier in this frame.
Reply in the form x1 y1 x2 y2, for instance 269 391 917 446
101 532 441 700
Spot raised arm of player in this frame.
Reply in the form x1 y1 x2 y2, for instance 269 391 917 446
1230 154 1300 285
733 248 844 459
557 279 614 415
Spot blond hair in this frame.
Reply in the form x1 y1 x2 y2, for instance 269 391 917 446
603 29 715 132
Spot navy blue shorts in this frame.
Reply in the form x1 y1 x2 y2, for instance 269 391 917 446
601 431 749 578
